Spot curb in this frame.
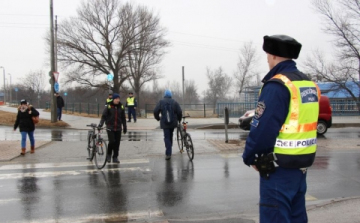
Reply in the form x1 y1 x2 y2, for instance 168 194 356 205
306 196 360 211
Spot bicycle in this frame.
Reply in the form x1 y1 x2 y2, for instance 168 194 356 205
176 115 194 161
86 123 108 169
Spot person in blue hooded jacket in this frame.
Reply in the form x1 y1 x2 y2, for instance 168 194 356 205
153 90 182 160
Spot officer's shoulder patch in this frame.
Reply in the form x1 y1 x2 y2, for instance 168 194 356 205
254 101 266 119
250 118 259 128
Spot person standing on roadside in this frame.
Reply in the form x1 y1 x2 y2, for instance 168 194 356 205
126 92 137 123
55 92 65 121
153 90 182 160
14 99 40 155
242 35 320 223
98 93 127 163
105 91 113 107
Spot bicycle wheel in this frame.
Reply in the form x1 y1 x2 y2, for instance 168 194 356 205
87 131 95 161
95 139 108 169
176 127 184 153
184 133 194 161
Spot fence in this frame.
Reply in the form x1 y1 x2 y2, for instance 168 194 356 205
46 102 103 117
330 101 360 116
145 104 217 118
44 101 360 118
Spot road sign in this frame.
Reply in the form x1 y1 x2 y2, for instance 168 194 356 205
54 82 60 92
64 92 67 96
14 87 18 92
53 72 60 82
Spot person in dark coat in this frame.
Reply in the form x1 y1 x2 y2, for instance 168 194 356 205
55 92 65 121
14 99 40 155
153 90 182 160
98 93 127 163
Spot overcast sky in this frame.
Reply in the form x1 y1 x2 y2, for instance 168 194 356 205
0 0 334 94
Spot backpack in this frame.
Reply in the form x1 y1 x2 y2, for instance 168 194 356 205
162 101 174 124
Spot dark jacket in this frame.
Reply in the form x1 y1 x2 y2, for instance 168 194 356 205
99 101 127 132
57 96 65 108
153 97 182 129
14 105 40 132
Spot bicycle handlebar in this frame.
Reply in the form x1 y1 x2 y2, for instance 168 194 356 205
86 123 105 130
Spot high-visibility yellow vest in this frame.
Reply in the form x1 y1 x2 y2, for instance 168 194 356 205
271 74 320 166
127 97 135 106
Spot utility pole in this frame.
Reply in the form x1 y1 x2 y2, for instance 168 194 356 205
182 66 185 115
0 67 5 104
50 0 57 122
7 73 11 104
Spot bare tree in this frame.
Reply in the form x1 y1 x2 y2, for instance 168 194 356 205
205 67 232 112
233 41 260 95
306 0 360 110
126 6 170 109
21 70 45 107
57 0 167 94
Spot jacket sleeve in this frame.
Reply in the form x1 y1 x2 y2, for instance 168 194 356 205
99 107 108 126
121 105 127 130
242 82 290 166
61 97 65 107
14 111 20 130
31 107 40 117
153 101 161 121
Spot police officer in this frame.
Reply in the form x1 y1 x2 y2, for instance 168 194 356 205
105 91 113 107
126 92 137 123
242 35 320 223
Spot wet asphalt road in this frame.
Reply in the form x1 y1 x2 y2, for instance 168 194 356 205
0 127 359 222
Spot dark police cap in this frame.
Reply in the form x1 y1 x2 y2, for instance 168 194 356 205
263 35 302 59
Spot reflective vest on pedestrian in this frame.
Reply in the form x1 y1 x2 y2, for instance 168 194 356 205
270 74 320 164
127 97 135 106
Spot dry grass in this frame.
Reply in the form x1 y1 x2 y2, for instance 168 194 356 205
0 110 69 128
42 109 102 118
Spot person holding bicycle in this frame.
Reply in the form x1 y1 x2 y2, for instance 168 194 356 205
98 93 127 163
153 89 182 160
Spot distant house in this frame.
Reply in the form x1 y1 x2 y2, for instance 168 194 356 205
0 92 4 102
317 82 360 115
316 82 360 101
241 81 360 115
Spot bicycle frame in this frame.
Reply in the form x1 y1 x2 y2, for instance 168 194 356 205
86 123 108 169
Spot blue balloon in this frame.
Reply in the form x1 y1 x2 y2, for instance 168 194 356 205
107 73 114 81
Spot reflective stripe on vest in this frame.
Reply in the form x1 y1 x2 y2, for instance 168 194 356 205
127 97 135 106
271 74 320 156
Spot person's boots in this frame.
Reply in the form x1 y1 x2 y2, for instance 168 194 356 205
20 148 26 155
30 146 35 154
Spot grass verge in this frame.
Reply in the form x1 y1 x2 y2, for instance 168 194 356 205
0 110 70 128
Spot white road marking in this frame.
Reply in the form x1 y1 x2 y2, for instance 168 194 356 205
0 158 149 170
0 166 151 180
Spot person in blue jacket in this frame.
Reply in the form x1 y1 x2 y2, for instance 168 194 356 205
153 90 182 160
243 35 319 223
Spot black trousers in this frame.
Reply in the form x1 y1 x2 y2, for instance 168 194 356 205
106 130 122 158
